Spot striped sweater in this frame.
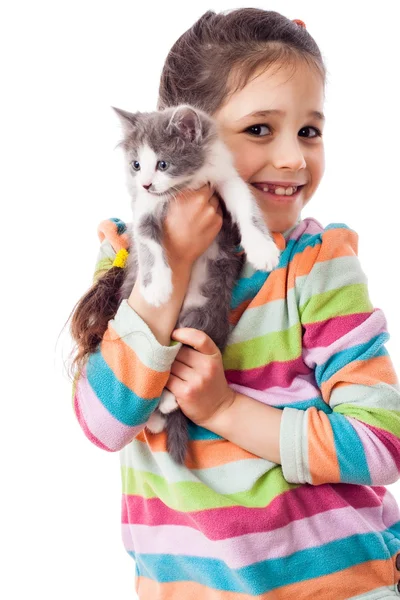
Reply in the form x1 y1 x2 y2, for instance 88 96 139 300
72 216 400 599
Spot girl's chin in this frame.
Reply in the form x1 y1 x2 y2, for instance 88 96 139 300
262 209 302 234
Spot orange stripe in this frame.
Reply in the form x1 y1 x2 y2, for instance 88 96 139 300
250 254 303 308
307 407 341 484
296 227 358 278
136 558 392 599
321 355 399 402
100 322 169 399
135 430 256 468
228 262 297 325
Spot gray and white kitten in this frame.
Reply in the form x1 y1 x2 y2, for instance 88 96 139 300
112 104 281 464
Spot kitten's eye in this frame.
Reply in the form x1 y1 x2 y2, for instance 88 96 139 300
157 160 170 171
131 161 140 171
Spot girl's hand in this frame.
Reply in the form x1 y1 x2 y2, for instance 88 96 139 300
163 183 223 267
165 328 235 427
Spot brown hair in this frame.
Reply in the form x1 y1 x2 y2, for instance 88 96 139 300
157 8 326 114
66 7 327 381
65 262 126 381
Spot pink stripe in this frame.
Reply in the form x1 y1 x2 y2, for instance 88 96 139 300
350 418 400 482
303 311 386 368
76 369 139 451
380 487 400 527
287 217 323 241
303 313 372 349
121 484 392 540
226 355 311 390
121 499 394 568
73 387 112 451
229 372 319 407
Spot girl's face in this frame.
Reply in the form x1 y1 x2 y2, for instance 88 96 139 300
213 60 325 233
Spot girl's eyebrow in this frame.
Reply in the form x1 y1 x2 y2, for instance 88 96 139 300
236 109 325 122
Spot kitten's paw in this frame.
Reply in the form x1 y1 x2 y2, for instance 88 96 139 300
159 389 179 414
242 233 281 272
140 267 173 307
146 411 167 434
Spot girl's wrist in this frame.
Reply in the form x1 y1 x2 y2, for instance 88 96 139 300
169 256 194 274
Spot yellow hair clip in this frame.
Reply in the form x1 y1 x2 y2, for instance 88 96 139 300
112 248 129 268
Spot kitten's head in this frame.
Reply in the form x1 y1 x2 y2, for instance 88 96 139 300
112 104 218 198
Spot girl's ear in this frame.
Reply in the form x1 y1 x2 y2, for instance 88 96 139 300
166 104 203 143
112 106 140 136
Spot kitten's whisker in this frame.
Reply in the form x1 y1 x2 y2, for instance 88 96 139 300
169 185 187 204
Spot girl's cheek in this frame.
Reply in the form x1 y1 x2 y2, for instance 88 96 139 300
238 148 265 180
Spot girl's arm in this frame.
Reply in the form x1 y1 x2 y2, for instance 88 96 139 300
73 188 222 452
71 230 186 452
203 393 283 464
208 225 400 484
279 225 400 486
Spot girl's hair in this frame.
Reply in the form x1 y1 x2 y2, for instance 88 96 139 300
157 8 326 114
66 7 326 381
66 264 126 381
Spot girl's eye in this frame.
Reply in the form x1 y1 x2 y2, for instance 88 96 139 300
245 124 323 138
246 124 271 137
131 161 140 171
299 126 323 138
157 160 170 171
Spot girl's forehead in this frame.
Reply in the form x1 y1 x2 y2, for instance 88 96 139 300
214 62 324 123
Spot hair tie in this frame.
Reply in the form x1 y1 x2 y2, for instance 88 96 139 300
292 19 306 29
112 248 129 268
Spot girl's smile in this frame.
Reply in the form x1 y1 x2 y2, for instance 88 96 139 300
251 182 306 205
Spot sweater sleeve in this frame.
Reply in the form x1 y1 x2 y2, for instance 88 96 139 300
71 221 182 452
279 224 400 485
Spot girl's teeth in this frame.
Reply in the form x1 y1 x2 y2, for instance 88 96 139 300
262 186 298 195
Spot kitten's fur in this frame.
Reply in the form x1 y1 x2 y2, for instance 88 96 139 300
112 104 281 464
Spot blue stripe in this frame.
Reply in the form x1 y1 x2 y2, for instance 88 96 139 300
130 531 389 593
86 349 159 426
188 420 222 441
325 222 352 232
109 217 127 235
329 412 372 484
315 333 389 386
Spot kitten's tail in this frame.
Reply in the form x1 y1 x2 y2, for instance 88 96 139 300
166 409 189 465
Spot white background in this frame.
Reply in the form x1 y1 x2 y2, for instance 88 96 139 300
2 1 399 598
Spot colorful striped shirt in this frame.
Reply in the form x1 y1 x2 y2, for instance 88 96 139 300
72 216 400 599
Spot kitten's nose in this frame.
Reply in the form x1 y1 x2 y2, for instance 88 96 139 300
142 184 152 190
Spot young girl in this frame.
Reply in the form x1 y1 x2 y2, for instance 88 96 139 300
68 8 400 599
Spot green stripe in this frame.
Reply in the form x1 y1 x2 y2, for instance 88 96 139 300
223 323 302 370
121 464 297 511
228 289 297 345
334 404 400 437
300 283 373 324
296 255 367 306
122 443 279 492
92 257 114 283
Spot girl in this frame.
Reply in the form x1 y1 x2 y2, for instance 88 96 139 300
68 8 400 599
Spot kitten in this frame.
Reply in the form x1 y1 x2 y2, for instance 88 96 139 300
112 104 281 464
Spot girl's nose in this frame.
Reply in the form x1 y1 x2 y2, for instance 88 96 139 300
271 138 306 171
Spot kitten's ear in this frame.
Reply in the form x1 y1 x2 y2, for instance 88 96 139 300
111 106 139 136
167 105 203 143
